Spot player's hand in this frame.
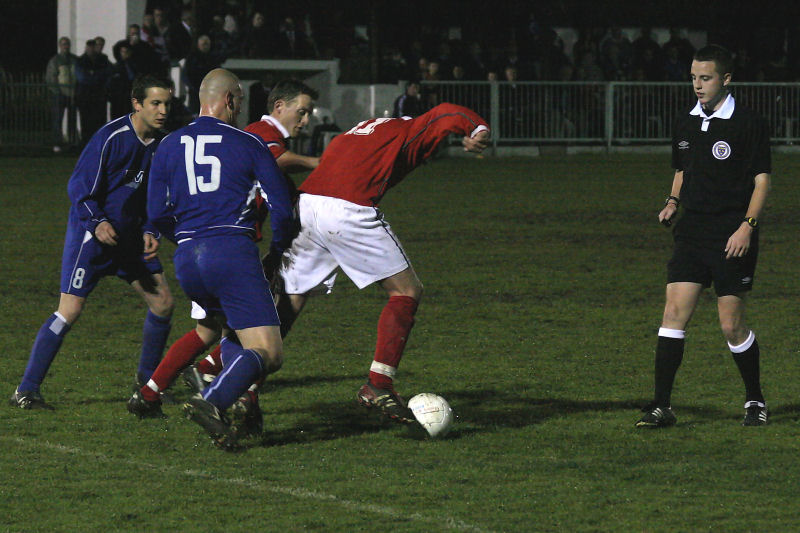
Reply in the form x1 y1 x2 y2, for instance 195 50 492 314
725 223 752 259
261 249 283 283
658 203 677 227
462 130 489 153
143 233 160 260
95 221 119 245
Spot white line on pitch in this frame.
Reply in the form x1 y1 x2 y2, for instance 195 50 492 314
4 437 495 533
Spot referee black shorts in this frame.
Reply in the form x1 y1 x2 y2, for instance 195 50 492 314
667 238 758 296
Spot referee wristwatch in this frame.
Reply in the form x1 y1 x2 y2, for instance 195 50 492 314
744 216 758 228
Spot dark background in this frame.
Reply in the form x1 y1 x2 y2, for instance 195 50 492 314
3 0 799 76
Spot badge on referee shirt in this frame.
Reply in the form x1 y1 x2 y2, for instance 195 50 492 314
712 141 731 160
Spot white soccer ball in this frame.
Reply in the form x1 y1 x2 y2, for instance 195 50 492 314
408 393 454 438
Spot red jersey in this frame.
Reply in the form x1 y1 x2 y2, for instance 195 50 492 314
244 115 292 242
245 115 290 159
299 103 489 206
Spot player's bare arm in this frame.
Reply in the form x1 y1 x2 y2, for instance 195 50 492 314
94 220 119 245
725 172 770 259
276 151 320 172
659 170 684 226
462 130 489 153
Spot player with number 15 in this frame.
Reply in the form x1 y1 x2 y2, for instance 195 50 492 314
143 68 293 448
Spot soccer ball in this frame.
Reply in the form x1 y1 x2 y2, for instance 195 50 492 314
408 393 454 438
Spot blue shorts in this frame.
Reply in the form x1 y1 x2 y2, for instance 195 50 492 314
173 235 279 330
60 218 163 297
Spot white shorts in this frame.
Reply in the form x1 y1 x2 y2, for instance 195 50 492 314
279 193 411 294
190 300 207 320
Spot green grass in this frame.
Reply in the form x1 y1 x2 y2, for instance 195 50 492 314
2 153 800 532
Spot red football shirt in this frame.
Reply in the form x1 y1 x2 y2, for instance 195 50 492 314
244 115 292 242
299 103 489 206
245 115 289 159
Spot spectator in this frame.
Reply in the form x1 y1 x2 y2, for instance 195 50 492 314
184 35 221 114
551 63 577 138
107 43 136 119
435 41 454 73
451 64 466 81
505 42 529 79
632 27 662 68
534 28 570 80
380 46 408 83
392 80 423 118
46 36 79 150
416 57 430 81
574 51 604 137
242 11 273 59
76 39 112 145
152 6 192 66
94 36 109 63
464 42 488 80
575 50 604 81
599 27 632 80
113 24 164 77
140 13 156 45
600 41 630 80
501 65 526 138
405 39 426 76
150 7 172 68
276 16 312 58
422 61 441 107
663 44 688 81
209 14 240 60
172 8 195 62
573 27 604 66
664 28 695 67
635 47 664 81
424 60 442 81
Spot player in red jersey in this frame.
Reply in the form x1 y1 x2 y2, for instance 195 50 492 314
129 80 320 436
269 103 490 423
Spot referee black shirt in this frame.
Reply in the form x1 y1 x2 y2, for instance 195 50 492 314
671 94 771 244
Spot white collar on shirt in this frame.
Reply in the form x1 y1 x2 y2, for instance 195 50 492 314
260 115 290 139
689 93 735 120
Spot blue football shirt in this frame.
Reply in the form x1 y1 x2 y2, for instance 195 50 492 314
147 116 293 251
67 114 161 236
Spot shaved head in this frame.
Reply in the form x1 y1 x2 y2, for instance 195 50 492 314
198 68 244 124
199 68 241 105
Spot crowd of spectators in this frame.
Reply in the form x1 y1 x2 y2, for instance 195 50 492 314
39 0 800 149
378 25 800 85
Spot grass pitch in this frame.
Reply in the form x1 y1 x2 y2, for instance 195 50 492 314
2 152 800 532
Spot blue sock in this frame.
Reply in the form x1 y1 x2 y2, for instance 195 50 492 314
138 310 171 383
219 336 243 367
202 349 264 410
19 313 71 392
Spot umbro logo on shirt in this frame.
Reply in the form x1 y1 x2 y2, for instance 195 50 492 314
678 140 690 149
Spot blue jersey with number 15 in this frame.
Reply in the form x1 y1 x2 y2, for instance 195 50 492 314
147 116 293 252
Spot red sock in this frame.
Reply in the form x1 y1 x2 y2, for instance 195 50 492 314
196 344 223 375
369 296 418 390
142 329 207 401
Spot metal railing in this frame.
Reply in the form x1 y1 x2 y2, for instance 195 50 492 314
422 80 800 149
2 79 799 148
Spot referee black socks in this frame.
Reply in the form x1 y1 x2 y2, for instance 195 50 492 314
653 328 685 407
729 331 764 404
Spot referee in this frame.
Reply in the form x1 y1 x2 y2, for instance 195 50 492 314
637 44 771 428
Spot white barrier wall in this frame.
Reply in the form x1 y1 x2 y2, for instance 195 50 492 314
58 0 146 51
